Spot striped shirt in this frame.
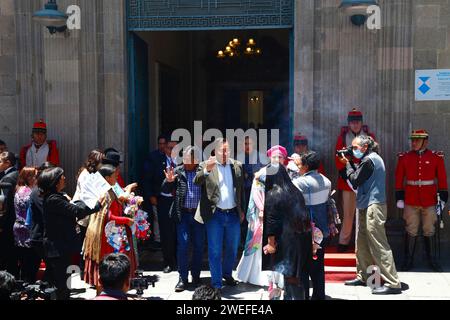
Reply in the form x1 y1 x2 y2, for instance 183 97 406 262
184 170 201 209
293 170 331 206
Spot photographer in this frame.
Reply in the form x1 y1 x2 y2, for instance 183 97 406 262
0 271 15 300
94 253 130 300
334 109 376 253
339 136 401 295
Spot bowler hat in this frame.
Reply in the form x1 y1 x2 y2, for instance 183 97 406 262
103 150 122 166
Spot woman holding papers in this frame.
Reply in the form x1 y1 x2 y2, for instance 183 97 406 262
82 164 138 288
73 150 104 277
39 167 101 300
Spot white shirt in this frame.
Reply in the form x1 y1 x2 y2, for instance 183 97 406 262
73 169 89 202
26 142 49 168
217 162 236 210
205 161 236 210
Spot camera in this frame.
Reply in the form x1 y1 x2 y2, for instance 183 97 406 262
10 280 57 300
130 270 158 296
336 146 352 157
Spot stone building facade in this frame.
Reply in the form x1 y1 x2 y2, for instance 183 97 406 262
1 0 450 251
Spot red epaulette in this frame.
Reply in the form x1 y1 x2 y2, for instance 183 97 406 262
340 126 349 135
433 150 445 157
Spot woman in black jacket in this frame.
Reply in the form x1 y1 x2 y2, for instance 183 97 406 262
28 162 54 282
39 167 100 300
263 166 312 300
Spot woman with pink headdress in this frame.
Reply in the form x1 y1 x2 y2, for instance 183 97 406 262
236 146 288 288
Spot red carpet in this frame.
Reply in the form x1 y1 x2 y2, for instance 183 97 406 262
324 246 356 283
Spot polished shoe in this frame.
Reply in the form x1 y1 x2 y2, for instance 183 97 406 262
223 276 239 286
372 285 402 295
175 278 187 292
163 266 173 273
344 278 366 287
337 244 349 253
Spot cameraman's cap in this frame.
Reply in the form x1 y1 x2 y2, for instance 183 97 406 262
348 108 363 122
32 119 47 134
410 129 429 140
293 133 308 146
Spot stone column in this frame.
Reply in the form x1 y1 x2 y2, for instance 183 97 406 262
293 0 315 142
0 0 18 150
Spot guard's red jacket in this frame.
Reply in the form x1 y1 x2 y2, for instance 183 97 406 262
19 140 60 169
334 126 376 191
395 149 448 207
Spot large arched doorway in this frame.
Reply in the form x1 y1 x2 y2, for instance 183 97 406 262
127 0 295 181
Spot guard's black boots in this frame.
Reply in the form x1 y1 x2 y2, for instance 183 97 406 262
424 236 443 272
401 234 416 271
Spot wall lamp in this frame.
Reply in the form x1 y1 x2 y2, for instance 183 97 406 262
32 0 68 34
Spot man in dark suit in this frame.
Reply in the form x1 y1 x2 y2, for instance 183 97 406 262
157 140 178 273
0 152 19 275
194 138 245 290
143 137 178 272
142 134 168 249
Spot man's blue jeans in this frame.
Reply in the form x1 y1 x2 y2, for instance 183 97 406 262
205 209 241 289
177 211 205 281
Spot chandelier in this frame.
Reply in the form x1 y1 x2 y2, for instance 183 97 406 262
217 38 262 59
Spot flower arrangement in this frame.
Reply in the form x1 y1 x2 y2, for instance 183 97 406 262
105 221 130 253
124 193 151 241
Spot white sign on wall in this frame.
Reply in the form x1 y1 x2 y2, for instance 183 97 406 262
415 69 450 101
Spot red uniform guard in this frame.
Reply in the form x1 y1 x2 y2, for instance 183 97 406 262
395 129 448 272
19 120 60 169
